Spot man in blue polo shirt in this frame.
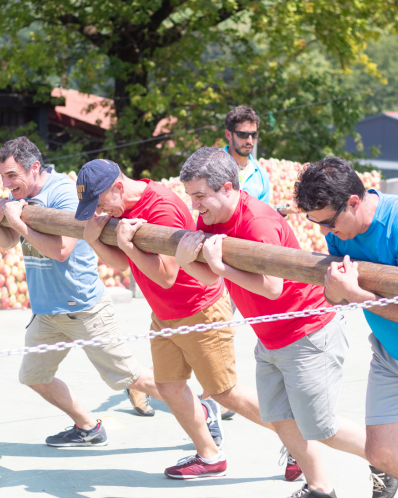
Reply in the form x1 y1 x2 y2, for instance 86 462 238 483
294 156 398 498
0 136 159 447
224 105 270 204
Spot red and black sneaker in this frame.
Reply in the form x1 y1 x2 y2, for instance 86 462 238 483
279 445 303 482
164 453 227 479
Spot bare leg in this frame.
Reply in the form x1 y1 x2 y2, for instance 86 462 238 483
29 378 96 430
321 417 366 459
212 384 276 432
366 423 398 478
156 380 219 460
128 366 165 402
273 419 331 493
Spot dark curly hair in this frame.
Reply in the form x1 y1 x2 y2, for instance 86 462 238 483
224 105 260 132
294 156 366 212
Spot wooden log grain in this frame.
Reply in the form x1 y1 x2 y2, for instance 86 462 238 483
1 205 397 299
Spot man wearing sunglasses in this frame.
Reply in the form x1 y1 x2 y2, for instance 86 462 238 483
224 105 270 204
224 105 302 479
294 156 398 498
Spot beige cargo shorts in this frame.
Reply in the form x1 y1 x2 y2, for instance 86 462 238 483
19 290 142 390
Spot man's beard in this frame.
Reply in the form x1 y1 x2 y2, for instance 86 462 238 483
232 136 252 157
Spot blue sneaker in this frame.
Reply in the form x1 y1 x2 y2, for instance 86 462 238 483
201 398 225 449
45 420 108 447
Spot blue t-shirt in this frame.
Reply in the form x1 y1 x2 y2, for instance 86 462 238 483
12 169 104 315
326 189 398 359
224 146 270 204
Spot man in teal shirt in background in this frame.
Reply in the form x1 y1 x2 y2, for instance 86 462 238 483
224 105 270 204
222 106 303 482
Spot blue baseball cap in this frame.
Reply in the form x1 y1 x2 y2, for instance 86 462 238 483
75 158 120 221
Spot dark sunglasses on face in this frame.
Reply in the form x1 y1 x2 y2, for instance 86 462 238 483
233 130 259 139
306 200 347 229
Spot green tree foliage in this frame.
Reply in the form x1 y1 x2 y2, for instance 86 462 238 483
0 1 397 177
346 33 398 115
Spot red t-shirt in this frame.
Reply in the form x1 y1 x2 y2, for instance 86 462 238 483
122 179 223 320
197 191 334 349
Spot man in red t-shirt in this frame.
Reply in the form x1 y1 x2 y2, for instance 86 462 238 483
178 147 370 498
75 158 278 480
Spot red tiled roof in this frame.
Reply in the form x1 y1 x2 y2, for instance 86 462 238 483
51 88 115 129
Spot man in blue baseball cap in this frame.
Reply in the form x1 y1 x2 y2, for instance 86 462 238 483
77 157 282 480
75 158 121 221
0 138 161 447
75 158 160 415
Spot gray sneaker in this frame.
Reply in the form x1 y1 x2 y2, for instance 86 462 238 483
201 398 225 449
288 484 337 498
46 420 108 447
370 466 398 497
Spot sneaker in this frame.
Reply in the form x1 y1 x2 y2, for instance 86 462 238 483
164 453 227 479
201 398 225 449
124 388 155 416
279 445 303 481
220 405 235 420
370 465 398 497
45 420 108 447
200 394 235 421
288 484 337 497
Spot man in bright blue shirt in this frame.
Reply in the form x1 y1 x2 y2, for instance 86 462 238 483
294 156 398 496
224 105 270 204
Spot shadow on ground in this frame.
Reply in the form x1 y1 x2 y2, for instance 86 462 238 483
0 442 193 459
92 393 171 415
0 465 279 497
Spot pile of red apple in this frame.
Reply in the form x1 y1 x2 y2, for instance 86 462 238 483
0 245 30 309
97 258 131 289
259 157 381 254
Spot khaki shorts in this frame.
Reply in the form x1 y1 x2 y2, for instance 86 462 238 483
19 290 142 390
150 291 237 395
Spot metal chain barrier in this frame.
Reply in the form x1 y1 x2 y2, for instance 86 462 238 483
1 295 398 358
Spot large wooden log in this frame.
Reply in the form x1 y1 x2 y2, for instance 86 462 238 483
1 205 398 298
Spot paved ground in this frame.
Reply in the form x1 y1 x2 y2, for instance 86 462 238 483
0 300 375 498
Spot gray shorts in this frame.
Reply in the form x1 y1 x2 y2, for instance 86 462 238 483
19 290 142 390
255 313 348 440
366 333 398 426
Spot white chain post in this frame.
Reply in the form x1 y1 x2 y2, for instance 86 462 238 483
1 296 398 358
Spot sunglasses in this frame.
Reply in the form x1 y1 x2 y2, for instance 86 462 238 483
306 201 347 229
233 130 259 139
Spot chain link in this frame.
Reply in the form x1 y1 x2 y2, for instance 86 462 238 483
1 296 398 358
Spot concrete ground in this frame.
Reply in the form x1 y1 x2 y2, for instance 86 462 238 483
0 300 374 498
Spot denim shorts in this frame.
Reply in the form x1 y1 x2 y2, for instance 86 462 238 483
255 313 348 440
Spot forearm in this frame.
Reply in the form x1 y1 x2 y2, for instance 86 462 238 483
0 226 20 250
215 263 282 299
344 287 398 323
14 222 75 262
324 290 349 306
180 261 220 286
90 240 129 272
122 243 176 289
